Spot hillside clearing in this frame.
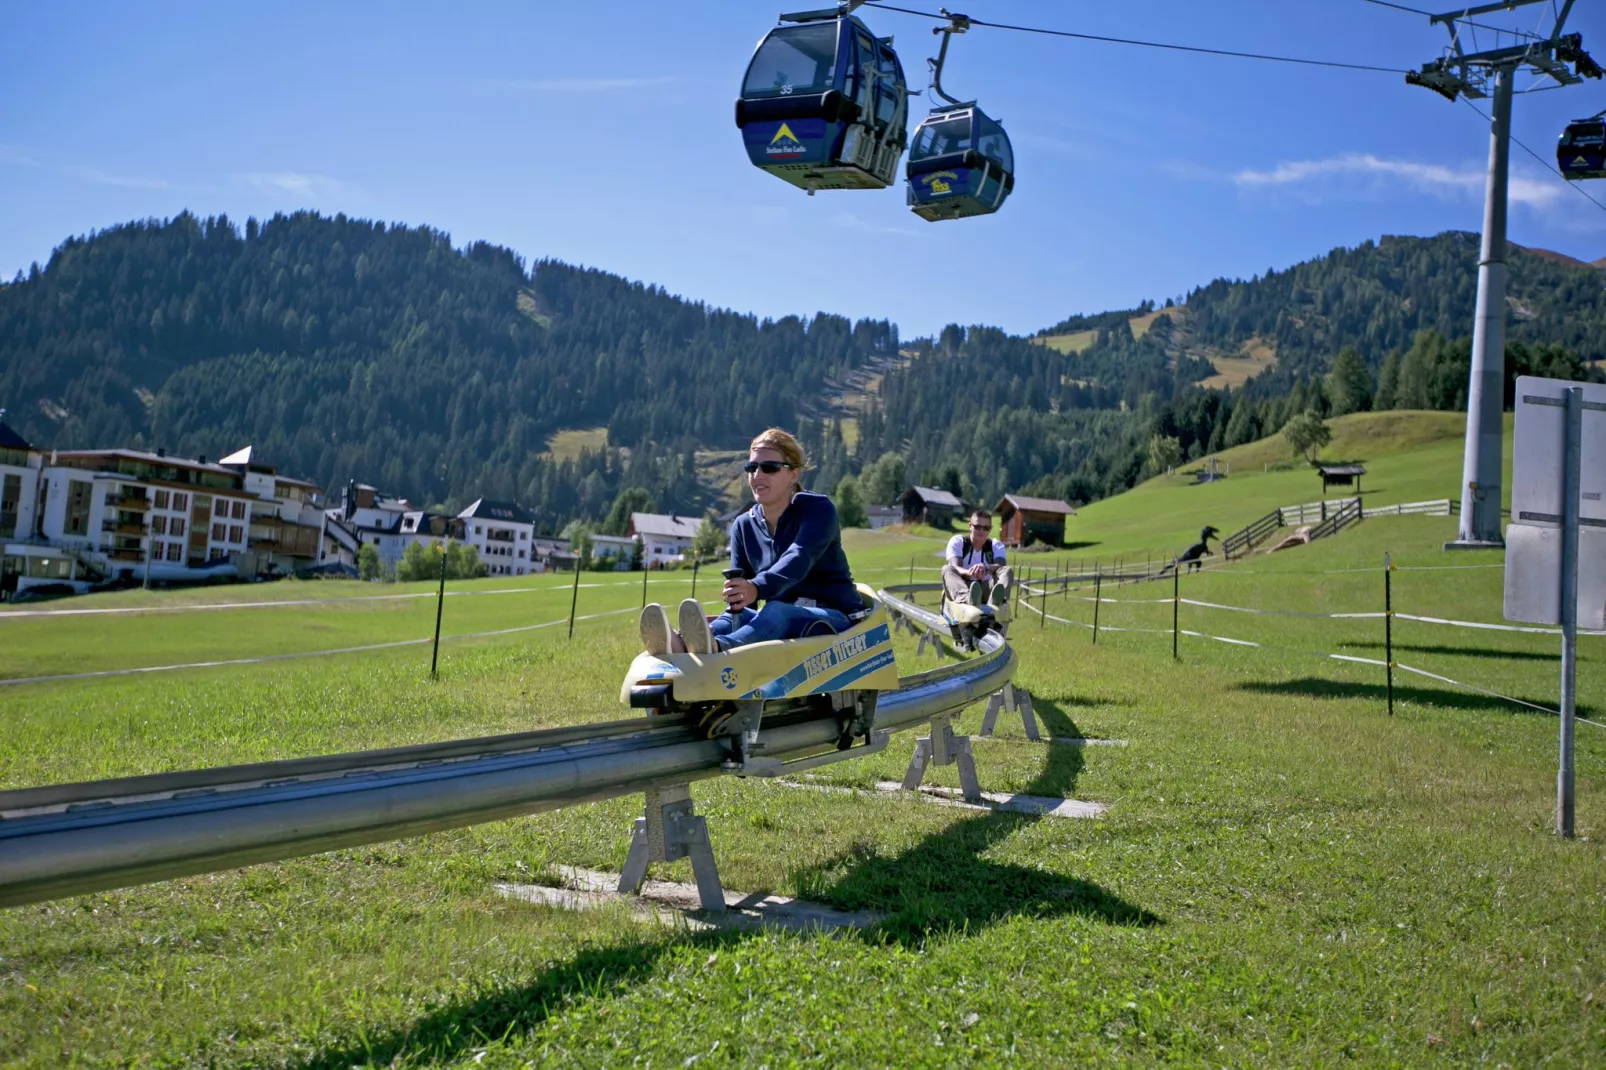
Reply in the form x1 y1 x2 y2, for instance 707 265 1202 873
1198 336 1277 390
542 426 608 459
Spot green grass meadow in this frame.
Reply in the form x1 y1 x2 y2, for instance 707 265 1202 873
2 415 1604 1066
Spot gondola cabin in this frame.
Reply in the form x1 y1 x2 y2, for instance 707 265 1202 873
736 14 908 192
906 103 1014 221
1558 117 1606 180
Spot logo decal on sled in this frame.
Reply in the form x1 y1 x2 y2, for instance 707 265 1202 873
721 666 739 690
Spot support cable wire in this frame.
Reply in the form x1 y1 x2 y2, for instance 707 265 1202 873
1360 0 1543 39
864 3 1412 74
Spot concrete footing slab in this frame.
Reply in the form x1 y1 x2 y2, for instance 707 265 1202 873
496 866 877 932
972 735 1129 747
772 776 1105 819
871 781 1108 818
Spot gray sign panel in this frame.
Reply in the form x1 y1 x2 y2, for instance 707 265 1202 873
1504 376 1606 628
1510 376 1606 527
1504 523 1606 629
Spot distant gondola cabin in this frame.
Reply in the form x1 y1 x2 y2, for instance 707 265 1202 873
736 15 909 192
906 103 1014 221
1558 117 1606 181
994 494 1075 548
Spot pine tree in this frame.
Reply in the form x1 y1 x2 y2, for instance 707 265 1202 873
1327 346 1372 416
833 475 868 527
1375 349 1401 410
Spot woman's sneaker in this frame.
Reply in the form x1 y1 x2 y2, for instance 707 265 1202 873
639 603 673 656
678 599 716 655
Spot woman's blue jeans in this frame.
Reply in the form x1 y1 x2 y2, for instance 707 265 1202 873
710 602 850 651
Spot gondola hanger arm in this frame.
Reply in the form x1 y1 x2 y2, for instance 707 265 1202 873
927 9 972 106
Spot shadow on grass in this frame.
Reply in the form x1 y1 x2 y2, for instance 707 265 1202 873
1235 677 1583 717
1338 640 1557 663
293 929 744 1070
293 697 1153 1066
795 695 1158 945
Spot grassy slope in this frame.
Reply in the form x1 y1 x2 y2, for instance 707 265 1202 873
0 509 1602 1066
5 418 1602 1066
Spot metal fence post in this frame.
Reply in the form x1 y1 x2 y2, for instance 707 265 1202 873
1384 553 1394 716
567 560 581 640
1172 565 1180 660
1092 566 1101 645
641 561 649 608
691 557 698 600
909 554 915 585
430 545 447 678
1038 568 1046 630
1558 386 1583 838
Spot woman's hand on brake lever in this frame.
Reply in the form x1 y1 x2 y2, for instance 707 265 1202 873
723 577 758 612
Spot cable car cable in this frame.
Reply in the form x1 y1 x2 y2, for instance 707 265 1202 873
863 2 1414 75
1459 96 1606 213
1359 0 1542 41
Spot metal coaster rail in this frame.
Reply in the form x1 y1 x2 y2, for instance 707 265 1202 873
0 583 1011 909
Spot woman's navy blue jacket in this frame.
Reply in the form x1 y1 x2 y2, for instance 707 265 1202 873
727 491 861 613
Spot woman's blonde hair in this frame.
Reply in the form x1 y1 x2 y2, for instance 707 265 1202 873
749 428 808 472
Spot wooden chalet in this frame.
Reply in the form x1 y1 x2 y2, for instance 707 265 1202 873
901 485 964 528
993 493 1076 547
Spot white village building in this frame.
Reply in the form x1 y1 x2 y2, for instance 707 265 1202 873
627 512 702 565
457 498 536 577
1 419 325 599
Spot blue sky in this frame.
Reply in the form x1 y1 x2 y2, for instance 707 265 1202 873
2 0 1601 338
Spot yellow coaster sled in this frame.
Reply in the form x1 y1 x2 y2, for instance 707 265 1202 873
940 593 1006 652
621 585 900 760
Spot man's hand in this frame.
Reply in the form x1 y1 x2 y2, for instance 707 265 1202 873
723 577 758 612
967 563 988 581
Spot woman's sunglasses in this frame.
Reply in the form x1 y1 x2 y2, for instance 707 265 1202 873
743 461 793 474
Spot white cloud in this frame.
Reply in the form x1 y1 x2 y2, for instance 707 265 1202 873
240 172 348 198
826 211 924 238
70 167 177 191
1232 152 1563 209
485 76 674 93
0 144 42 168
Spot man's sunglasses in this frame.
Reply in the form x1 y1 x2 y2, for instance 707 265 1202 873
743 461 793 474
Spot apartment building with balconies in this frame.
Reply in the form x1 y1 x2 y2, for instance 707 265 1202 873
457 498 536 577
0 417 327 598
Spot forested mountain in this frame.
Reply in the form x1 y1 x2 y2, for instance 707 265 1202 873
857 231 1604 508
1 215 1601 532
0 212 895 519
1175 231 1606 389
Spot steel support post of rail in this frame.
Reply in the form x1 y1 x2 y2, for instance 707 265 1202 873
1557 387 1583 838
566 561 581 640
1451 65 1515 548
977 682 1039 741
430 547 447 679
1092 568 1102 644
617 783 726 912
902 714 981 803
1384 553 1395 716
